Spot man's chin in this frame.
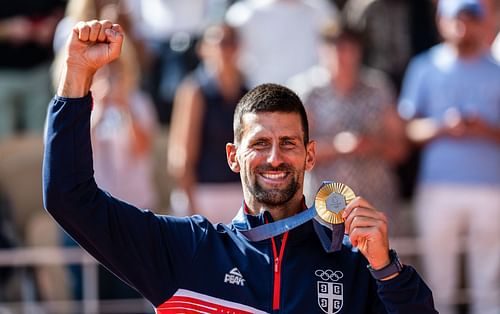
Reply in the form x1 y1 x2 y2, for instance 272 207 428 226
254 187 296 206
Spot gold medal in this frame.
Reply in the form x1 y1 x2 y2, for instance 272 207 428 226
314 181 356 225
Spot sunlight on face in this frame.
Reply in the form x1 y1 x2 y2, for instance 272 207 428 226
235 112 314 206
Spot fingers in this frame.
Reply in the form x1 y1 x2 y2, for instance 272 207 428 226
341 196 388 241
340 196 391 269
347 217 387 247
74 21 90 41
97 20 113 42
88 20 101 41
342 196 378 221
66 20 123 77
105 24 124 60
342 196 375 219
105 24 123 43
74 20 120 43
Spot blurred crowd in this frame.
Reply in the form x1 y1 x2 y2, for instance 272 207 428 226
0 0 499 313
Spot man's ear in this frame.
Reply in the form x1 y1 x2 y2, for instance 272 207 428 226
226 143 240 172
305 140 316 171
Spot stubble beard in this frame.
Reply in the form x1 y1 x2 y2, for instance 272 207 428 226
249 164 300 206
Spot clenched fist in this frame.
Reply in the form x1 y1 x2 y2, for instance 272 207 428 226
57 20 124 98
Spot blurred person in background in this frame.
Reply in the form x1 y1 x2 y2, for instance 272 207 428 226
291 22 407 232
341 0 441 202
125 0 232 125
90 25 158 218
398 0 500 313
225 0 338 87
342 0 439 92
0 0 65 138
0 0 68 307
88 30 159 306
167 24 247 224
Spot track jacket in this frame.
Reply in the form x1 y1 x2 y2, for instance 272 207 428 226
43 95 437 313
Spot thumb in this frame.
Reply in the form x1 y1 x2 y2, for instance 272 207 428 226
104 24 124 61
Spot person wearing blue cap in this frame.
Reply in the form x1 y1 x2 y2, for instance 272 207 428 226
398 1 500 313
437 0 485 19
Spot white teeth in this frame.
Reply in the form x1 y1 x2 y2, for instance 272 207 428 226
261 172 286 179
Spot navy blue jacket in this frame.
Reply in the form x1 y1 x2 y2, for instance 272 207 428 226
43 95 436 313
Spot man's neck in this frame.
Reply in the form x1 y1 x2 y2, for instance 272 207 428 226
332 69 357 97
453 41 485 59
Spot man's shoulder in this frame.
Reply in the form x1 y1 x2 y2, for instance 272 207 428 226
410 44 445 68
288 65 330 103
481 53 500 74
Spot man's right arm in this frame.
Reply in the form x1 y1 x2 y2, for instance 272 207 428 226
42 21 209 307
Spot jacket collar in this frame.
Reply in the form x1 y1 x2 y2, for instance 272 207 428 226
231 198 307 231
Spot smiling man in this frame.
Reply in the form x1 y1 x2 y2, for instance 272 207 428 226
227 87 314 221
43 20 436 313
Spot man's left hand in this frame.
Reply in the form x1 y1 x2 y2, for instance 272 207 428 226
342 197 390 270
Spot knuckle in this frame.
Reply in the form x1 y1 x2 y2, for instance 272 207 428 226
380 221 388 233
349 226 358 235
351 206 361 216
90 21 101 30
378 211 387 221
354 196 365 205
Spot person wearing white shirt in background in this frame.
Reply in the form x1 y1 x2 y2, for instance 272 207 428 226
226 0 338 87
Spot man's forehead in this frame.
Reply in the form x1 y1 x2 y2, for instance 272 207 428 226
240 111 304 139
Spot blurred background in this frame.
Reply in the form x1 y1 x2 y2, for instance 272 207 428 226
0 0 499 313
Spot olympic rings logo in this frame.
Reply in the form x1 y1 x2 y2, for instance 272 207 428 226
315 269 344 282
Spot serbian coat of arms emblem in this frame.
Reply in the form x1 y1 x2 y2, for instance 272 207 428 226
315 269 344 314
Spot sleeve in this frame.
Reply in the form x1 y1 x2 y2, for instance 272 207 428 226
375 266 437 314
42 94 208 306
398 54 430 120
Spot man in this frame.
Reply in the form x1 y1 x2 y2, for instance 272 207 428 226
43 20 436 313
398 0 500 313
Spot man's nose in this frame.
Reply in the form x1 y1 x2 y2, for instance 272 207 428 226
266 144 283 167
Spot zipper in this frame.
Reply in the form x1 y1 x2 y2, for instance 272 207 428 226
270 231 289 311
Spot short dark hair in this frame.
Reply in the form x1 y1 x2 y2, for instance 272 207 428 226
320 23 364 46
233 83 309 145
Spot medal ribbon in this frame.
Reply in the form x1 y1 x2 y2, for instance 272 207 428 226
234 181 354 253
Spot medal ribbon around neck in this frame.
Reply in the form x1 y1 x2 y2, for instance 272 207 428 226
236 181 356 252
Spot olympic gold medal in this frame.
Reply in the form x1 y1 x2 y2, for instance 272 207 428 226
314 181 356 225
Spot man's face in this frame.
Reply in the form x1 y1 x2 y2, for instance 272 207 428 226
439 12 484 47
227 112 315 208
321 39 362 75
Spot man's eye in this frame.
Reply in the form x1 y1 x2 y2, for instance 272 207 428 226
253 141 267 148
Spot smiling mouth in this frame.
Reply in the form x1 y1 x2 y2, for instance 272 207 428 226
260 172 288 181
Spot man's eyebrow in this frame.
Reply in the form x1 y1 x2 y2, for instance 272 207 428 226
280 135 301 141
248 134 270 141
